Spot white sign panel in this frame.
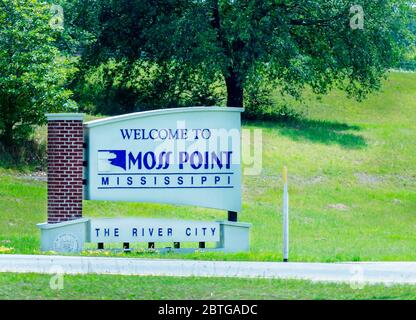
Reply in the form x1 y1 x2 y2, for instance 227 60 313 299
84 107 243 212
90 218 220 243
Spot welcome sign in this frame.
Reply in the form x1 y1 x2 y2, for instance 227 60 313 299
84 107 243 212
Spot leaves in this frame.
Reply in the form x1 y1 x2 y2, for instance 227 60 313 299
0 0 77 146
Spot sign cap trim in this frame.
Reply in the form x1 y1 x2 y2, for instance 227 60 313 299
84 106 244 129
46 113 85 121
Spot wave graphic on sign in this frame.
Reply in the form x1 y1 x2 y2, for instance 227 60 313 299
98 150 126 172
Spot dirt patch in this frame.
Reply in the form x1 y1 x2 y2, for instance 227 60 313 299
327 203 350 211
393 198 402 205
16 171 47 182
354 173 383 185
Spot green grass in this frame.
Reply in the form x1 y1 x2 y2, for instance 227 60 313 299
0 71 415 262
0 273 415 300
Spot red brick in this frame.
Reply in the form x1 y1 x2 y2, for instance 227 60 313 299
47 118 84 224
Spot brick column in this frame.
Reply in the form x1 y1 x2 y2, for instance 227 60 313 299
46 113 84 224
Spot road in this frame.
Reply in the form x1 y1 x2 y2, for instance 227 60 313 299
1 254 416 285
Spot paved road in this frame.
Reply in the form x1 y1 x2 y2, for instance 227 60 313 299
1 254 416 285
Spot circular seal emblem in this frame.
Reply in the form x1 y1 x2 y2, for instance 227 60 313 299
53 233 79 253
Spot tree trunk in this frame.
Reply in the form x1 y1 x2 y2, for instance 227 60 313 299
0 122 14 150
225 72 244 108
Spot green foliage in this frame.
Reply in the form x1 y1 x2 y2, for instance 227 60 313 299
68 0 225 115
49 0 100 55
75 0 414 112
243 73 304 121
0 0 77 149
77 58 224 115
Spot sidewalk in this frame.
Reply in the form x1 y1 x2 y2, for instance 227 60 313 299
1 254 416 285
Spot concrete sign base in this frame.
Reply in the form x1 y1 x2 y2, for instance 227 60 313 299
37 218 251 253
37 218 89 253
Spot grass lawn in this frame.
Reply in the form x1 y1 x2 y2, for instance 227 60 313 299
0 71 415 262
1 273 416 300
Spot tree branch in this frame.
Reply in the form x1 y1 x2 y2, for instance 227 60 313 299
210 0 228 51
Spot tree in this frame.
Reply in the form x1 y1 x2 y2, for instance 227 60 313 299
80 0 414 110
73 0 223 114
0 0 77 148
151 0 414 108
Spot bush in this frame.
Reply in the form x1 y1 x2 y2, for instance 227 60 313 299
243 76 304 121
0 138 46 170
76 59 224 115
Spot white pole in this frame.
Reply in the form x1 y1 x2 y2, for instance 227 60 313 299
282 166 289 262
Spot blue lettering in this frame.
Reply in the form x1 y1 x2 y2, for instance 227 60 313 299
101 177 109 185
120 129 133 140
179 152 189 169
201 129 211 139
204 151 209 169
149 129 158 140
156 152 171 170
225 151 232 169
164 176 170 185
144 152 156 169
211 152 223 169
158 129 168 140
190 151 203 169
164 152 172 169
193 129 201 139
168 129 178 139
128 152 142 169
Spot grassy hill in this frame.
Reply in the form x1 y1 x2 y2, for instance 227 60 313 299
0 71 415 262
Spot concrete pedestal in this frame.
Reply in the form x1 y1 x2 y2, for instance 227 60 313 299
216 221 252 252
37 218 89 253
